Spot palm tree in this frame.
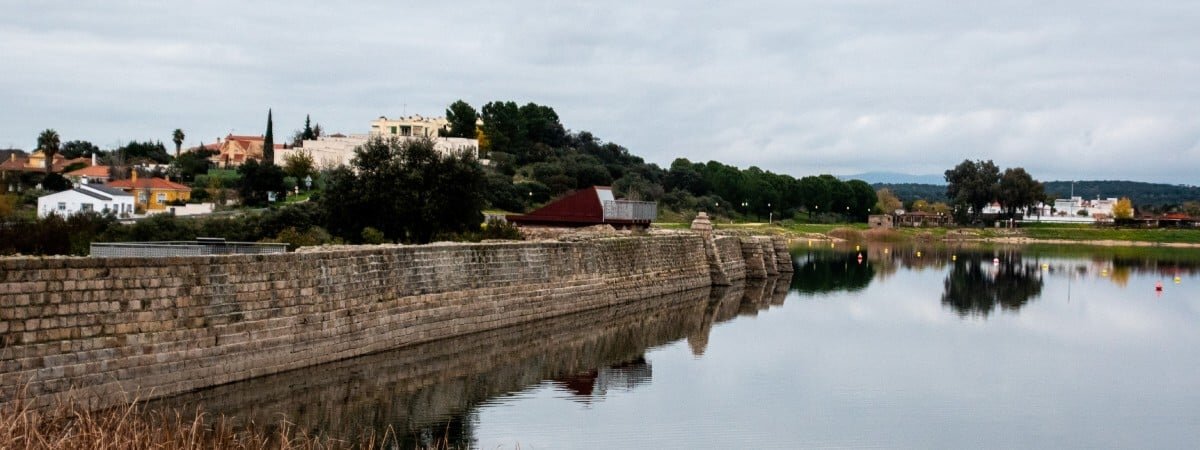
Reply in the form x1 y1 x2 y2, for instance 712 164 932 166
172 128 185 158
37 129 61 173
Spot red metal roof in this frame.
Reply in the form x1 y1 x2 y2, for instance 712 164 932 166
507 186 650 227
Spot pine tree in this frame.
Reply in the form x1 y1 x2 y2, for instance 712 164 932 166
302 114 314 140
263 109 275 165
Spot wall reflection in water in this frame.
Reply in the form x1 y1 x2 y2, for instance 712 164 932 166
152 275 792 448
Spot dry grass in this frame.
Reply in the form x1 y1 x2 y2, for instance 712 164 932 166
861 228 908 243
0 390 433 450
826 227 864 242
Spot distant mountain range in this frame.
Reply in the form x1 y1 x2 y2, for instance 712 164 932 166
839 172 946 185
868 179 1200 208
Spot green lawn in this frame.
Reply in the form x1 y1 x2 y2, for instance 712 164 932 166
1020 226 1200 244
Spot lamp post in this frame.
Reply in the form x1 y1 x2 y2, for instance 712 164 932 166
304 175 312 191
741 201 749 222
768 202 772 224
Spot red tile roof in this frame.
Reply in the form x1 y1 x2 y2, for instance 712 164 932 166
106 177 191 191
66 165 111 178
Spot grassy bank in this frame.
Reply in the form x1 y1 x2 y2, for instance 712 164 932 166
653 220 1200 246
1018 224 1200 244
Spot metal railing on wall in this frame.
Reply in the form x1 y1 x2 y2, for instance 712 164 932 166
90 238 288 258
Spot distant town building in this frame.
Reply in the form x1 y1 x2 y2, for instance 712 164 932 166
868 214 894 229
37 184 134 218
894 211 952 227
369 115 449 138
211 134 286 167
2 150 94 191
106 171 191 211
281 115 479 169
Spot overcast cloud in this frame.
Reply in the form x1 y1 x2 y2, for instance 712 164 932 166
3 1 1199 184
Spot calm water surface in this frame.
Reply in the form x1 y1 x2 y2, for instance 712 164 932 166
161 245 1200 449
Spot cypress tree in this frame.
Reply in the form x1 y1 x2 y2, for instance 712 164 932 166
263 108 274 165
302 114 314 140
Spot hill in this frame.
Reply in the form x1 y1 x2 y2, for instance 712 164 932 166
1042 180 1200 208
840 172 945 185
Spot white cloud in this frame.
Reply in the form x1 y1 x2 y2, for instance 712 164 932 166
2 1 1199 183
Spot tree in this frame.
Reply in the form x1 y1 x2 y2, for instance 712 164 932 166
37 129 61 173
945 159 1000 224
997 167 1043 220
798 176 830 217
282 149 316 182
173 148 216 182
236 159 286 207
172 128 185 158
846 179 877 221
302 115 316 140
445 100 478 139
480 101 524 159
117 140 172 164
263 109 275 165
1113 197 1134 220
41 173 71 191
60 140 100 159
518 102 566 148
319 136 485 243
876 188 902 214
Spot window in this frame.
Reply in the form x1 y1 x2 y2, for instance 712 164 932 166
57 202 66 210
81 203 93 211
390 126 397 135
400 126 412 136
138 192 148 202
157 193 167 204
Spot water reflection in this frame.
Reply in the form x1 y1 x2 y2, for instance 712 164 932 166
789 244 1200 317
790 251 874 294
152 276 792 447
941 255 1044 317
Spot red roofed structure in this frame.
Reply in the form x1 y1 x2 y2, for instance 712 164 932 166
213 134 286 167
506 186 657 229
65 165 112 184
106 172 191 210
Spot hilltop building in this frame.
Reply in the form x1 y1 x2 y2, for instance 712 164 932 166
280 114 478 168
369 115 449 138
211 134 286 167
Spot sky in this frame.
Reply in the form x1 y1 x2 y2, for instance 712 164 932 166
3 1 1199 184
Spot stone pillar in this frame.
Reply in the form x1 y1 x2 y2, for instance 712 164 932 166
690 211 713 235
740 237 767 279
772 236 793 273
691 212 730 286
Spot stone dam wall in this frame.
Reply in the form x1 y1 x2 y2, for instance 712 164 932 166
0 231 792 411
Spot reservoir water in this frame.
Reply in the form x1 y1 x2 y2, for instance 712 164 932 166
158 245 1200 449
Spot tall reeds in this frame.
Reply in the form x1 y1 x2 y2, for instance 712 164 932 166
0 391 412 450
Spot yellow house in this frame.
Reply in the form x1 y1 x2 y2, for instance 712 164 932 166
105 172 191 210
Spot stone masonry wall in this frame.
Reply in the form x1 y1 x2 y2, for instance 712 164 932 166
714 236 746 282
0 235 710 412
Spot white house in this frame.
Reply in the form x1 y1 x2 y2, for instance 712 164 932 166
279 133 479 169
37 184 135 218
